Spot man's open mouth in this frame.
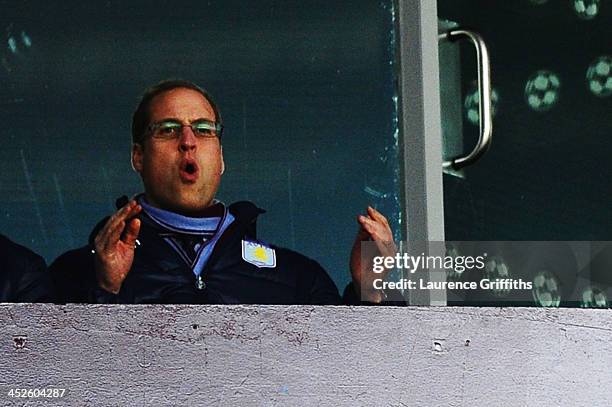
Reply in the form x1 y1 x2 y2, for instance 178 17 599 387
179 160 199 182
185 163 196 175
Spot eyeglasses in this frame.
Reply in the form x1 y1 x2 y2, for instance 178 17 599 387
148 119 223 140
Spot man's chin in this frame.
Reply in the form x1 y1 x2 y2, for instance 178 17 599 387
168 198 215 217
144 187 216 216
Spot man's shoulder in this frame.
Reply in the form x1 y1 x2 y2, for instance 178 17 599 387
0 234 46 270
227 201 265 223
0 235 57 302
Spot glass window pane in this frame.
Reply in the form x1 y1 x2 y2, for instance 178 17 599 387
438 0 612 307
0 0 399 293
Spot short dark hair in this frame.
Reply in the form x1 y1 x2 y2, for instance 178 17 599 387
131 79 222 145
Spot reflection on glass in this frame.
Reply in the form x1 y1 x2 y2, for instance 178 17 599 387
586 55 612 97
580 284 608 308
439 0 611 308
6 30 32 54
7 36 18 53
525 70 561 112
464 84 499 125
573 0 600 20
445 244 463 281
532 270 562 307
483 256 512 297
20 31 32 48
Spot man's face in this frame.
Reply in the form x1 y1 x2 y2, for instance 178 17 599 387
132 87 224 216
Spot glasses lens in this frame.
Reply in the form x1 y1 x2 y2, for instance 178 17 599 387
150 120 221 139
153 121 181 138
192 120 220 138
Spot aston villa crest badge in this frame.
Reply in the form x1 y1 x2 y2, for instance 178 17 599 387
241 240 276 268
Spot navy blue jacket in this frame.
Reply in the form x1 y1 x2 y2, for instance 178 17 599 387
50 201 341 305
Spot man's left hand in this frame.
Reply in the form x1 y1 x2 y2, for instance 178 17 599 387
350 206 396 303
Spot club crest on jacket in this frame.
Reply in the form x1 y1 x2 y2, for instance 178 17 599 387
241 240 276 268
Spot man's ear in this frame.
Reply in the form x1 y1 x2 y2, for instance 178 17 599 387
220 146 225 175
131 143 143 173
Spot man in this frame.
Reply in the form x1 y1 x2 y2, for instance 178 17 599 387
0 234 56 302
50 80 393 304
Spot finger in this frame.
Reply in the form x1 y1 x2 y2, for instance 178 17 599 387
106 200 140 231
102 202 142 244
122 218 141 247
367 206 390 227
360 215 393 241
103 206 141 245
95 215 119 252
99 205 132 241
126 203 143 223
119 200 141 221
93 231 105 252
94 228 116 254
359 216 379 237
358 215 378 230
364 209 393 237
104 219 127 249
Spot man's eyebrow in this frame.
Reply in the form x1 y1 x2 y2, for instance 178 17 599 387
154 117 215 123
154 117 181 123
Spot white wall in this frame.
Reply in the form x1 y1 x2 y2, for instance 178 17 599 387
1 304 611 406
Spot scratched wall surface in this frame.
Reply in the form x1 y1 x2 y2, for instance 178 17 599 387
1 305 611 406
0 0 400 292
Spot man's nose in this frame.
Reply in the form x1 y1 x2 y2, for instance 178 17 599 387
179 125 197 152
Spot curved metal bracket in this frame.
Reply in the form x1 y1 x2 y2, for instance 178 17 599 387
439 29 493 170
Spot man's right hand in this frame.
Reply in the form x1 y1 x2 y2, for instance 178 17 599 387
93 200 142 294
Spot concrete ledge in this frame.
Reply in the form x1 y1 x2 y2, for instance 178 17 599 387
1 304 611 406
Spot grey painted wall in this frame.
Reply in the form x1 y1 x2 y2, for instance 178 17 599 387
1 305 611 406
